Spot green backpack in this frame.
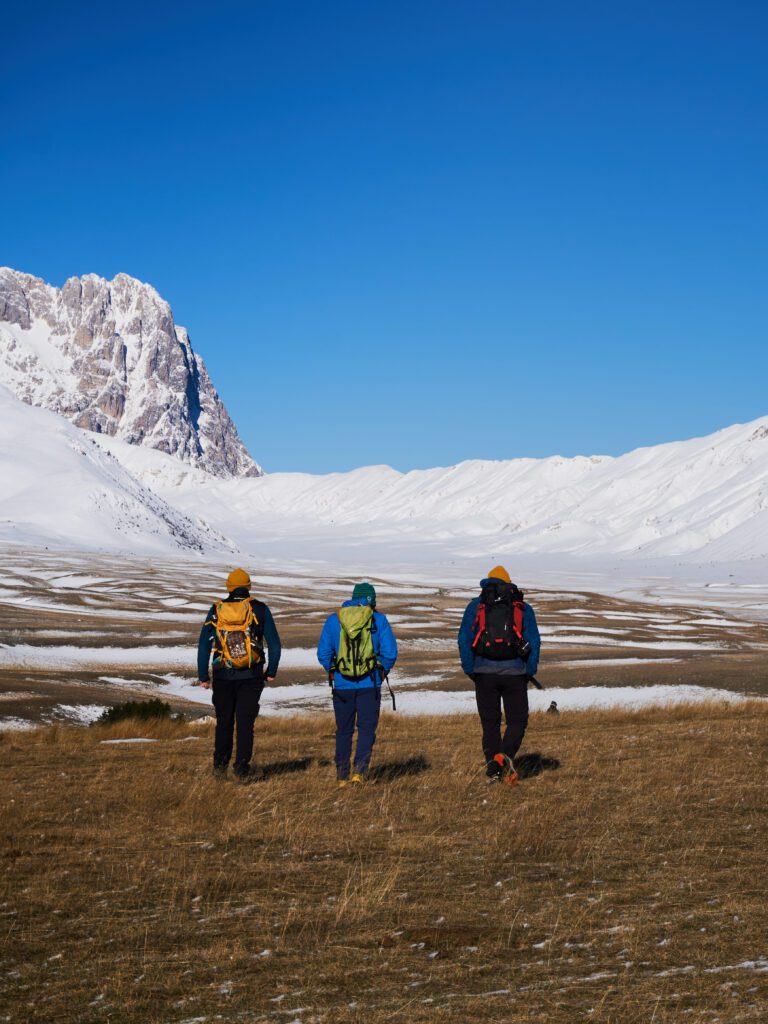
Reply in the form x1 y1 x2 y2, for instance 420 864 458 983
335 605 377 679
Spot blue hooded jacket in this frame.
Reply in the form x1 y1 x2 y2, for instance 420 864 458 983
317 598 398 690
457 578 541 678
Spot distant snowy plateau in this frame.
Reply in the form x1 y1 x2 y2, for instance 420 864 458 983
2 267 768 579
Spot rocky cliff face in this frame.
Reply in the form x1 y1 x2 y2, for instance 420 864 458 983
0 268 261 478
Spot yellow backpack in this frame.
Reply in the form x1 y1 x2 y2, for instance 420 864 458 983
211 599 262 669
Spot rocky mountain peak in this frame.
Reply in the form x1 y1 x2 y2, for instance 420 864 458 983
0 267 261 478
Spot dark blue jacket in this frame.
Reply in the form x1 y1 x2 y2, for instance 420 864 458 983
198 589 281 681
457 579 541 678
317 598 398 690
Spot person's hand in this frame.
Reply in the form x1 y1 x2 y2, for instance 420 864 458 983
265 676 275 684
199 678 212 690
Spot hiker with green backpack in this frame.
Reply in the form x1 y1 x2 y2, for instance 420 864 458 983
317 583 398 787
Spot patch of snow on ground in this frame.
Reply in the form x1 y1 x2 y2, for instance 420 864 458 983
0 644 195 670
52 704 107 724
685 618 752 627
393 684 753 716
555 658 682 668
542 636 724 650
0 716 36 730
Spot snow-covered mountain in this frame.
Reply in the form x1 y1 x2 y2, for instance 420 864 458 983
0 267 260 479
0 385 233 555
93 413 768 564
0 265 765 566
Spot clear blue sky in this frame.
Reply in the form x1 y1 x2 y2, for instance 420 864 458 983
3 1 766 473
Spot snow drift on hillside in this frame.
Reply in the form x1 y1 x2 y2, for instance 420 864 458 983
0 267 260 479
0 385 232 555
93 416 768 563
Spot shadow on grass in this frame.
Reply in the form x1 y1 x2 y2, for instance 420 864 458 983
515 752 561 779
369 755 430 783
258 757 314 781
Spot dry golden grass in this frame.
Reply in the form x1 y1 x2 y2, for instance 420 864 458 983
1 702 767 1023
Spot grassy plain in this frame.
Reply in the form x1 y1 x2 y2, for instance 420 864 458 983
1 702 766 1023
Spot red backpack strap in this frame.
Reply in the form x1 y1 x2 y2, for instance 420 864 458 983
512 600 524 641
471 603 486 650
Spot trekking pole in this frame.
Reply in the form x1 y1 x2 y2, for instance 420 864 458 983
527 675 544 691
379 666 396 711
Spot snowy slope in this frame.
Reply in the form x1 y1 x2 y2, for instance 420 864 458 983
93 416 768 563
0 386 232 555
0 267 260 478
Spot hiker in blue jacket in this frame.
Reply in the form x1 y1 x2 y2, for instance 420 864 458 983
317 582 397 786
458 566 541 785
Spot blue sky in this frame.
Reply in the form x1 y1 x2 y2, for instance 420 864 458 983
2 1 767 473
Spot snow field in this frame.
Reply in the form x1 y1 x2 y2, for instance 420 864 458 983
142 676 755 717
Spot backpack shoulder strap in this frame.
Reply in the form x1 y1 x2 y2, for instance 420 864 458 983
471 600 487 649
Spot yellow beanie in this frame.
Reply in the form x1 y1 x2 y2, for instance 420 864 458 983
488 565 511 584
226 568 251 592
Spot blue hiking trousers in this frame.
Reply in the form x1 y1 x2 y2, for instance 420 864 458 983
332 686 381 778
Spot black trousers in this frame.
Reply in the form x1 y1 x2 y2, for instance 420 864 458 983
211 671 263 773
474 673 529 773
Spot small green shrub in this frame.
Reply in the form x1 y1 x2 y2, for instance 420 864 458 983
93 698 175 726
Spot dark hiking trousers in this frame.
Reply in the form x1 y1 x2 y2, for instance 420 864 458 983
211 672 263 774
332 687 381 778
474 673 529 775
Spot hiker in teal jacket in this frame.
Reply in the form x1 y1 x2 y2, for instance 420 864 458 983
317 582 397 786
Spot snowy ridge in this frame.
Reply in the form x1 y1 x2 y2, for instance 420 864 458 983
94 414 768 563
0 259 765 565
0 267 260 479
0 385 233 555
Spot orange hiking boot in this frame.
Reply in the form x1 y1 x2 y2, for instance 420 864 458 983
350 772 365 785
493 753 519 786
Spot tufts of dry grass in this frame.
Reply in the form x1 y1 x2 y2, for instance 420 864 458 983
1 702 766 1023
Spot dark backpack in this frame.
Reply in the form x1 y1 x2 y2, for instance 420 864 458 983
471 580 527 661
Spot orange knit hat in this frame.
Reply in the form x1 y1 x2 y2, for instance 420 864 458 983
226 568 251 592
487 565 511 584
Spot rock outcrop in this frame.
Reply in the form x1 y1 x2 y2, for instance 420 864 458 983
0 267 261 478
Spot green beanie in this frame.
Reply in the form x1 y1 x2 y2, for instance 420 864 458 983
351 582 376 607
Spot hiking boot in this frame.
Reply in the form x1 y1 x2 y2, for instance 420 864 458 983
212 765 228 780
337 778 350 789
492 753 519 785
350 772 365 785
487 773 503 785
233 765 255 783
